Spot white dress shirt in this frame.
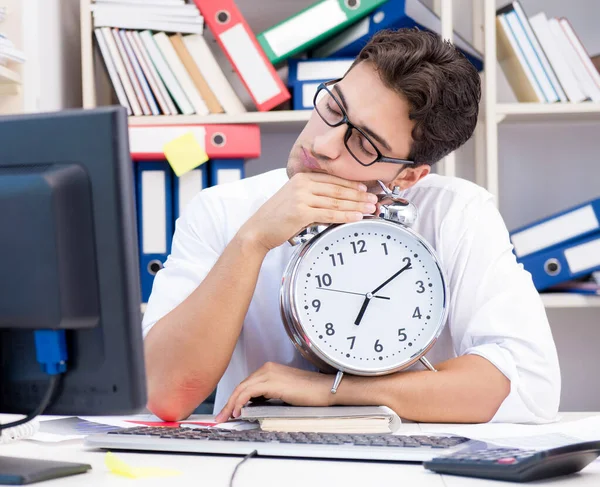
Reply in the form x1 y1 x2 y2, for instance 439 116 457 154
142 169 561 422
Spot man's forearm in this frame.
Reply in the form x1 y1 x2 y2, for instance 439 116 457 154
332 355 510 423
144 232 269 421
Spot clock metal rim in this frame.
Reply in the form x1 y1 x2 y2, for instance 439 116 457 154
280 218 449 376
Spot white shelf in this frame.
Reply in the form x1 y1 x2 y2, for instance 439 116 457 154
497 103 600 123
128 110 312 131
541 293 600 308
0 65 20 84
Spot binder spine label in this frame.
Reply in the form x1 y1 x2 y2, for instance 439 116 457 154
220 24 280 105
512 204 599 258
565 238 600 274
141 170 167 254
263 0 347 58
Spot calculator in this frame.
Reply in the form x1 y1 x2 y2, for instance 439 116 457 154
423 440 600 482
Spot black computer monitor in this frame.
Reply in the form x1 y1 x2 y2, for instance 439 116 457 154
0 106 147 419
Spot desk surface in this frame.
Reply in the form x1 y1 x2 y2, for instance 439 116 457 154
2 413 600 487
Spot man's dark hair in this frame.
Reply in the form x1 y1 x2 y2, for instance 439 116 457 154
350 28 481 166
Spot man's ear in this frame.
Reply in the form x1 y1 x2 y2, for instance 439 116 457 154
392 164 431 190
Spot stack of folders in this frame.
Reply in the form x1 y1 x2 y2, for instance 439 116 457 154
240 403 402 434
271 0 484 111
132 124 260 303
496 1 600 103
509 197 600 293
93 0 291 114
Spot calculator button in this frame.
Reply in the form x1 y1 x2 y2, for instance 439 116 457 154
497 457 517 464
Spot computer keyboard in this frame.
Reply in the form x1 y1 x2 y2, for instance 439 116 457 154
85 426 479 463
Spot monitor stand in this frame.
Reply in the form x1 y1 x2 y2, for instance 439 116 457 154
0 456 91 485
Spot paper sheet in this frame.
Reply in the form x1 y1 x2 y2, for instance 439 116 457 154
420 415 600 450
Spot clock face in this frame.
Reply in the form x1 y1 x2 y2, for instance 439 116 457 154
288 219 447 374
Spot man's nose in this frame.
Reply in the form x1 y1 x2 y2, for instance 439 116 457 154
312 124 347 161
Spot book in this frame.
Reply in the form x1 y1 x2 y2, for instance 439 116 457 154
240 404 402 434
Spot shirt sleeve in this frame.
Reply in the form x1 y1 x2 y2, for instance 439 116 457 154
141 194 225 338
439 195 561 423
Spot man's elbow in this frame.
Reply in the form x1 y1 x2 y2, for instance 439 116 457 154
146 379 214 422
471 369 511 423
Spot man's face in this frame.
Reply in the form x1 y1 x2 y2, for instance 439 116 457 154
287 61 423 192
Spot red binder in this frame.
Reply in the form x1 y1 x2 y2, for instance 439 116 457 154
129 124 261 160
192 0 290 112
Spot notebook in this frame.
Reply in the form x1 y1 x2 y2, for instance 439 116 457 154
239 404 401 434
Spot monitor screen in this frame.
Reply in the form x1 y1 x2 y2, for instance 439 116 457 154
0 106 146 415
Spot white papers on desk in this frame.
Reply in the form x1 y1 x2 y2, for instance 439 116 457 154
420 415 600 450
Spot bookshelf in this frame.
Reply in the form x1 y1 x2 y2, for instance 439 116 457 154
128 109 312 131
80 0 599 309
497 102 600 122
541 293 600 308
0 0 23 111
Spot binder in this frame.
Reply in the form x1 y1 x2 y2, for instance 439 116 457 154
153 31 210 115
182 34 247 114
126 30 174 115
287 58 354 86
193 0 290 112
257 0 386 66
496 14 545 103
169 33 224 114
173 165 208 220
111 28 152 115
99 27 143 116
136 161 174 303
508 2 567 102
288 58 355 110
129 124 261 160
500 9 556 102
291 80 324 110
509 198 600 259
519 233 600 291
209 158 244 186
529 13 586 103
93 28 132 115
139 30 194 115
312 0 484 72
118 29 160 115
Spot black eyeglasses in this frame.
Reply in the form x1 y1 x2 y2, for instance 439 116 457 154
313 79 415 167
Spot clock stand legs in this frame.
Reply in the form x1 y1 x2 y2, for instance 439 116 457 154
331 371 344 393
330 358 436 394
420 357 437 372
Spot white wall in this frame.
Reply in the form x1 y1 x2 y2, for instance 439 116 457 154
20 0 82 112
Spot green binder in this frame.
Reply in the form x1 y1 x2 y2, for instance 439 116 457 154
257 0 387 65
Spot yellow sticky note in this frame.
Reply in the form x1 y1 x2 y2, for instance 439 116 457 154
163 132 209 177
105 451 181 479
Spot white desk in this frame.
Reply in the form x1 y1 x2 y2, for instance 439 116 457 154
2 413 600 487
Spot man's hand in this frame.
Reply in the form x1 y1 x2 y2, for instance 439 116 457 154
214 363 335 423
238 172 378 253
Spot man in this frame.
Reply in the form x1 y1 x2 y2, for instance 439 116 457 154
142 29 560 423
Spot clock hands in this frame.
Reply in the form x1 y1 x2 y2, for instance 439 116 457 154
354 261 413 326
371 260 413 294
354 295 372 326
316 288 390 300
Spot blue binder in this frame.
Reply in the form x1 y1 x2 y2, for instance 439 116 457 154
209 159 245 187
135 161 173 303
291 79 326 110
311 0 484 72
519 233 600 291
173 164 208 220
287 58 355 87
510 198 600 259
